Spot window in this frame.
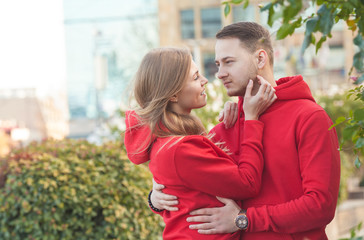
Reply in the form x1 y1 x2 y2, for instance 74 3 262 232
326 45 345 71
203 53 218 81
201 8 221 38
232 5 255 22
181 9 195 39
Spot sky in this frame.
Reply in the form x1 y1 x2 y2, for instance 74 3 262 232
0 0 67 94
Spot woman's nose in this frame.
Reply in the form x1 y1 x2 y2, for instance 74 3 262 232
201 76 208 85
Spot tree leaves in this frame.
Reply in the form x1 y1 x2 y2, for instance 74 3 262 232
353 109 364 121
355 156 362 169
316 36 327 53
329 116 347 130
301 17 319 54
277 17 302 40
223 0 250 16
317 4 335 36
353 33 364 83
224 2 231 16
283 0 302 24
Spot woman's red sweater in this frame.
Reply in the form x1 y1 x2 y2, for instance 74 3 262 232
125 111 265 239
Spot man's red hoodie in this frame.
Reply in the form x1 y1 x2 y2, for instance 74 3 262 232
211 75 340 240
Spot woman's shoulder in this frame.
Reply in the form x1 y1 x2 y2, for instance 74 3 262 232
172 135 231 160
156 135 214 150
173 135 221 155
179 134 212 144
151 135 210 161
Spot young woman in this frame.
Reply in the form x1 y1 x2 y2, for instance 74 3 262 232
124 47 276 239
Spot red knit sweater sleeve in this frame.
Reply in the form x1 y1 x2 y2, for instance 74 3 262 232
174 120 264 199
247 110 340 233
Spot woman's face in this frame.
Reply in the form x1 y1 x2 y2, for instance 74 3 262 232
173 59 208 114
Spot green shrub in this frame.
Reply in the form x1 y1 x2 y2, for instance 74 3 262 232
0 139 163 240
316 91 364 202
316 91 363 155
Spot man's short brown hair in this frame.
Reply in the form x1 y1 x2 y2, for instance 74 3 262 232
216 22 274 66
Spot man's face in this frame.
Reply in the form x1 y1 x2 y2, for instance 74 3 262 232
215 38 258 96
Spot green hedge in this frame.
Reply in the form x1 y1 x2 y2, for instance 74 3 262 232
0 139 163 240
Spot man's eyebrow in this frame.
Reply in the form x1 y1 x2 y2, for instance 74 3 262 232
215 56 234 62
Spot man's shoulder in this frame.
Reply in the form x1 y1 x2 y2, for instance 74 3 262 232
280 98 325 115
209 122 225 135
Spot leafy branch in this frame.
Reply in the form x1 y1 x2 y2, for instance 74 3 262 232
224 0 364 83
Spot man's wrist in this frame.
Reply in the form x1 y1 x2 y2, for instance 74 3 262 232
235 209 249 231
148 190 163 212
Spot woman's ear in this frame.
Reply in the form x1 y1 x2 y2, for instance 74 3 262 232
255 49 267 69
170 95 178 103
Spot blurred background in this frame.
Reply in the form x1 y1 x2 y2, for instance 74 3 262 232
0 0 363 239
0 0 356 148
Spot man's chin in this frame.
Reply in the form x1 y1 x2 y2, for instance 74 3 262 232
226 89 239 97
226 89 245 97
225 88 234 96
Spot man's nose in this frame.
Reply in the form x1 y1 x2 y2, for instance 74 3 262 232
217 68 228 79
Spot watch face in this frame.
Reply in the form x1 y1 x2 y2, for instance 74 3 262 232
235 215 248 230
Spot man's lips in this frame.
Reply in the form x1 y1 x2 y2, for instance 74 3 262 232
223 82 232 87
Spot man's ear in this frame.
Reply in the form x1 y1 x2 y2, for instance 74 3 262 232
255 49 268 69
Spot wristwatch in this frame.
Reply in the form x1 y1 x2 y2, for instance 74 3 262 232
235 209 249 230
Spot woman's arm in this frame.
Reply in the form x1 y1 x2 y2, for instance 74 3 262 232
150 179 179 211
174 77 275 199
150 76 276 210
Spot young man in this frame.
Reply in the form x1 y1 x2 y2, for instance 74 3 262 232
152 22 340 240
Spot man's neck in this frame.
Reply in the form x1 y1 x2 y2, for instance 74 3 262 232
259 68 276 87
249 69 276 96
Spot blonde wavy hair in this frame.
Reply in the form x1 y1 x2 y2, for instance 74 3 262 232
133 47 206 141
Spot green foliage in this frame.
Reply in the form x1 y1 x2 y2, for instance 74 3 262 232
0 139 163 240
317 92 363 200
222 0 250 16
317 90 363 156
352 33 364 84
332 86 364 168
339 222 363 240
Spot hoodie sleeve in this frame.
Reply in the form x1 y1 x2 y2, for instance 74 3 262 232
246 110 340 234
124 111 153 165
173 120 265 199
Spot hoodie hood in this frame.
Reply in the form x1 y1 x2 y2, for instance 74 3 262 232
238 75 315 109
124 111 154 165
274 75 315 102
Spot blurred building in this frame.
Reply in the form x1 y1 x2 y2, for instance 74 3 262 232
0 88 69 155
158 0 355 92
63 0 158 138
